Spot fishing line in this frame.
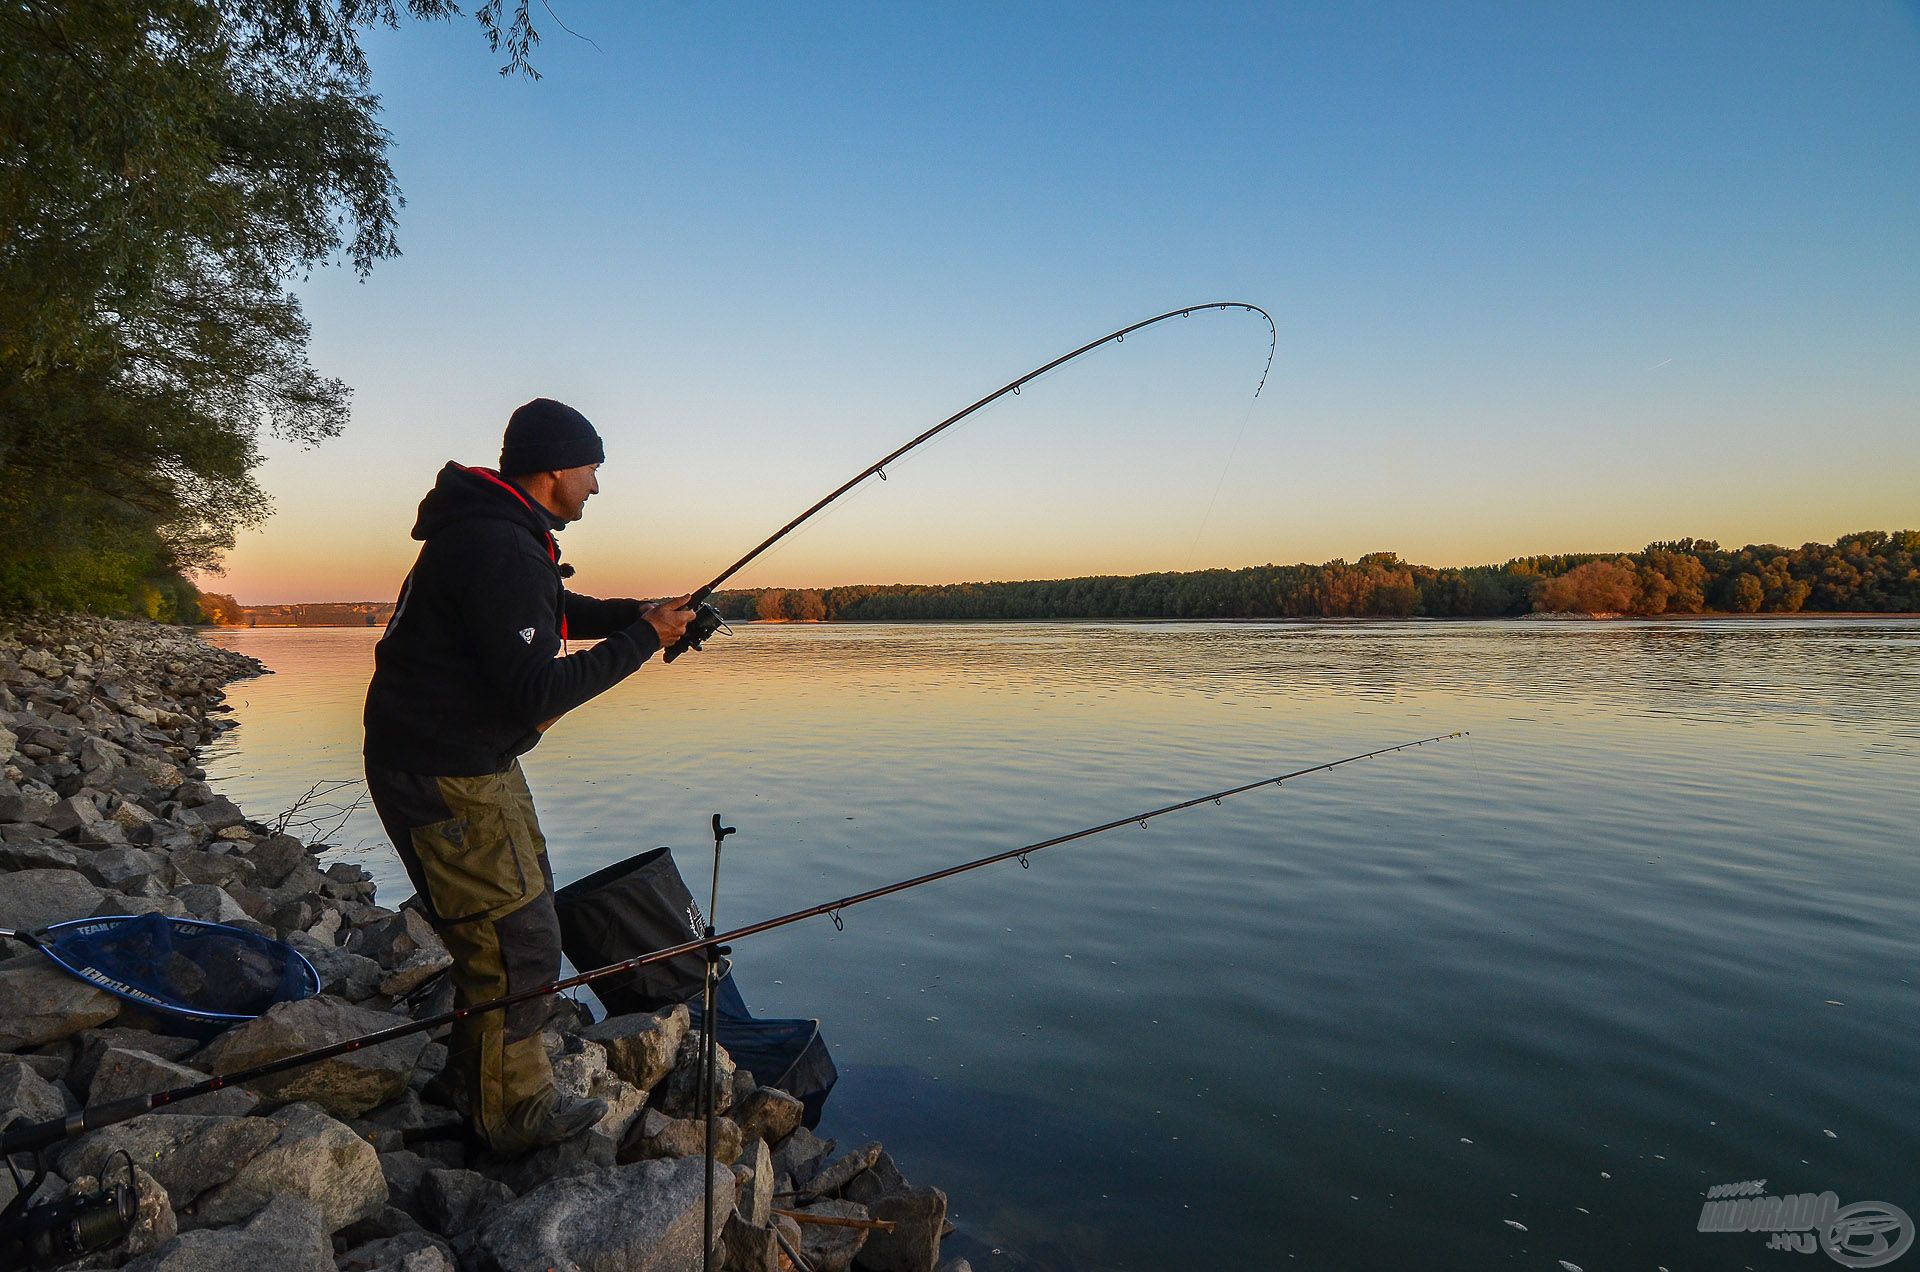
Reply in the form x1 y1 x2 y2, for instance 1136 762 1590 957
0 730 1458 1159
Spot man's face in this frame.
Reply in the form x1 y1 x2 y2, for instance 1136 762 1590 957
551 462 600 522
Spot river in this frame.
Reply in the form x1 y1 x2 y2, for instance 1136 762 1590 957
200 618 1920 1270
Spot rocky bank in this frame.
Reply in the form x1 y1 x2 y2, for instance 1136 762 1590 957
0 616 967 1272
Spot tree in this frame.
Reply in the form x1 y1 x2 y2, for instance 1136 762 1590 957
0 0 540 613
1728 574 1764 613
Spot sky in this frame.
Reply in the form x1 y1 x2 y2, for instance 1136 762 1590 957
213 1 1920 603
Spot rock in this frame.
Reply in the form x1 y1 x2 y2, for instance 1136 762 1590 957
376 1148 433 1217
469 1156 735 1272
582 1004 688 1092
936 1260 973 1272
333 1204 426 1249
245 834 313 888
379 945 453 997
190 794 246 831
737 1135 774 1227
87 1046 258 1117
660 1030 735 1119
619 1107 744 1165
189 1101 386 1232
337 1231 458 1272
0 950 119 1049
476 1125 619 1196
284 929 383 1000
0 785 56 823
0 836 84 872
91 890 189 919
853 1186 947 1272
551 1038 648 1141
80 845 168 892
418 1167 516 1236
0 1058 69 1127
770 1127 835 1191
168 848 255 891
0 867 107 931
347 907 441 970
733 1085 806 1146
123 1192 333 1272
796 1199 870 1272
58 1113 280 1212
192 996 427 1117
722 1212 783 1272
43 795 127 845
69 1027 198 1093
172 882 251 925
845 1150 910 1206
801 1141 883 1201
70 1162 177 1262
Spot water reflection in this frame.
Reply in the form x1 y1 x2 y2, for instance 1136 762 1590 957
203 619 1920 1270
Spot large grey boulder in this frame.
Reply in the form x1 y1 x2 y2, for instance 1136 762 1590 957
189 1101 386 1231
58 1112 280 1212
87 1045 258 1117
469 1156 735 1272
244 833 313 888
0 950 119 1049
721 1212 783 1272
853 1186 948 1272
193 995 427 1117
0 867 107 931
124 1193 333 1272
582 1004 688 1092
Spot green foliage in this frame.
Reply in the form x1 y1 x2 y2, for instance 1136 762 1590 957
0 0 540 615
712 531 1920 623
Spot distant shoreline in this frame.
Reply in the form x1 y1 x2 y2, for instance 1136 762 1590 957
211 611 1920 629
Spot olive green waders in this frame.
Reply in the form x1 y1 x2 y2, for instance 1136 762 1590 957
365 759 562 1153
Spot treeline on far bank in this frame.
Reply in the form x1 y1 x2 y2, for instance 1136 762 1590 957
713 530 1920 623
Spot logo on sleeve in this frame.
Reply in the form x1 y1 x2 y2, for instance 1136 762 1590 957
518 627 535 644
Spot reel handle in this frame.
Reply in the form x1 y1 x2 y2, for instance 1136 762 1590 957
663 601 728 663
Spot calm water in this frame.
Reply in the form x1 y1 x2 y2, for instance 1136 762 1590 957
201 620 1920 1271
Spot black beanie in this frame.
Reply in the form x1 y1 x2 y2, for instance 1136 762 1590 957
500 398 605 475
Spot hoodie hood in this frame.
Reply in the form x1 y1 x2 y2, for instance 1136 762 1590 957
412 462 564 543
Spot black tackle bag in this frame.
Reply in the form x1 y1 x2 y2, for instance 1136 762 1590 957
553 847 837 1128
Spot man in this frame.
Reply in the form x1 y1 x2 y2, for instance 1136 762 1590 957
363 398 695 1153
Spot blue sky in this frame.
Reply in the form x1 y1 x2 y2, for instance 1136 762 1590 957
226 1 1920 602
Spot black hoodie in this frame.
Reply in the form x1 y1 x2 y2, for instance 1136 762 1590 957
363 462 662 776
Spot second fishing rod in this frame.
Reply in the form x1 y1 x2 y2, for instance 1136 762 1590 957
0 731 1462 1161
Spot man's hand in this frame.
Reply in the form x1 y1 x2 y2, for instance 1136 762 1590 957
642 595 698 649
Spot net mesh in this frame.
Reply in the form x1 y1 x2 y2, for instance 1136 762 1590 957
46 914 313 1019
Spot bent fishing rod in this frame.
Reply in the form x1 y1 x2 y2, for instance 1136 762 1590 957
0 730 1458 1159
663 301 1278 660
